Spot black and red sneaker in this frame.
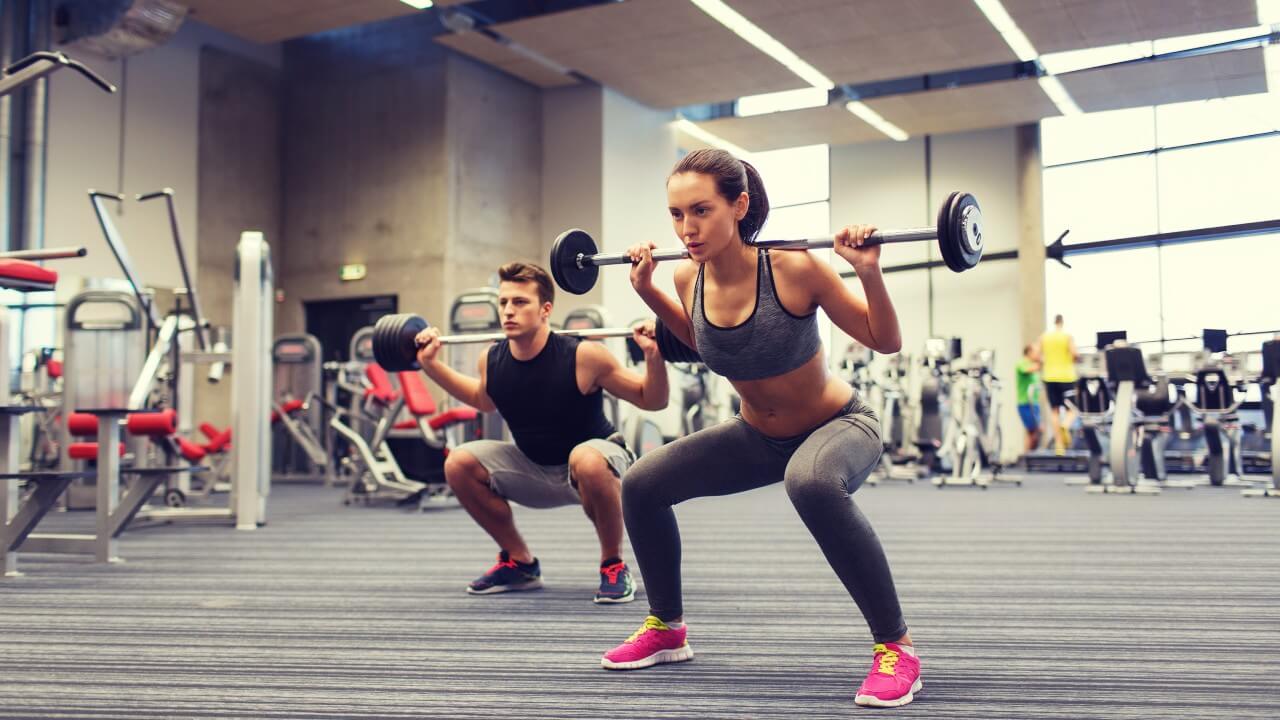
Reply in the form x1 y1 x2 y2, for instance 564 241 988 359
466 551 543 595
594 560 636 604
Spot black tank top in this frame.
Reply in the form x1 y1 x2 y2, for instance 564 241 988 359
485 332 616 465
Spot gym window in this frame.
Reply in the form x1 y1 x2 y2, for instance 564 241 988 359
1040 92 1280 352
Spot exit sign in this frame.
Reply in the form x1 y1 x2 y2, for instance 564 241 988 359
339 263 367 281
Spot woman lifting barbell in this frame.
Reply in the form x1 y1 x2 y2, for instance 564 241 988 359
598 148 922 709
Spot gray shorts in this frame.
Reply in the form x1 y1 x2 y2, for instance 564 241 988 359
455 438 633 509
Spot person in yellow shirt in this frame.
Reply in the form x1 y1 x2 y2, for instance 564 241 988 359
1036 315 1079 454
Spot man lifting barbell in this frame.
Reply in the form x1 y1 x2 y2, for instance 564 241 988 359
401 262 669 604
580 148 947 709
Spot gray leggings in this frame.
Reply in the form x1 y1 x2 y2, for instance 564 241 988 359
623 395 908 643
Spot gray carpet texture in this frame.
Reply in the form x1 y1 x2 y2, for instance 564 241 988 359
2 475 1278 719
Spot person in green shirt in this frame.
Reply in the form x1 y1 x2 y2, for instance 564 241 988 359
1015 344 1043 453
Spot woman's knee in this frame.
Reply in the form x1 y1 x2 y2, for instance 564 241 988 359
621 448 678 506
786 425 881 502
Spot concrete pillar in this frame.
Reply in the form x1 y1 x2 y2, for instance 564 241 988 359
1017 123 1046 347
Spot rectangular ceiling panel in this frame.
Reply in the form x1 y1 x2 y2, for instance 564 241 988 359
695 104 885 153
1003 0 1261 54
494 0 808 108
864 78 1061 136
726 0 1018 85
435 32 580 88
1058 46 1267 112
178 0 453 43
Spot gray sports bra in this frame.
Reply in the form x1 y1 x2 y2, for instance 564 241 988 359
691 249 823 381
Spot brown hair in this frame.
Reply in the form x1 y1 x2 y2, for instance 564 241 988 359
498 261 554 306
670 148 770 243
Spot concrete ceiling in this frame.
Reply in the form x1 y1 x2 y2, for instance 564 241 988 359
176 0 473 44
174 0 1274 149
491 0 809 108
435 31 580 89
1058 45 1268 112
723 0 1018 86
1002 0 1262 54
694 104 888 153
863 78 1063 138
684 46 1270 152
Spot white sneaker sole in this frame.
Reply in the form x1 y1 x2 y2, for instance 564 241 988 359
855 678 923 708
593 591 636 605
465 578 543 595
601 645 694 670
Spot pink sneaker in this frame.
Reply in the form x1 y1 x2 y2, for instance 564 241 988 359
601 615 694 670
854 642 922 708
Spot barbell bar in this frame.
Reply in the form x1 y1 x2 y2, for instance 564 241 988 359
551 191 983 295
372 313 701 372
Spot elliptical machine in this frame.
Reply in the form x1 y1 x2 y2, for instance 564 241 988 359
1243 339 1279 498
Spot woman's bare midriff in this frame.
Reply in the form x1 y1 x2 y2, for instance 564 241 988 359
733 351 854 438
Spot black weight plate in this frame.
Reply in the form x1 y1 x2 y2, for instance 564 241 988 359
935 191 961 273
550 229 601 295
371 315 391 368
373 313 428 372
400 314 429 370
949 193 983 271
371 314 401 371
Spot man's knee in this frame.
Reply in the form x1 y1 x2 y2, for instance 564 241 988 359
444 449 487 491
569 446 617 494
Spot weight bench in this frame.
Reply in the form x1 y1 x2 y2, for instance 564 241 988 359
0 249 99 576
2 405 95 577
22 407 208 562
392 370 478 448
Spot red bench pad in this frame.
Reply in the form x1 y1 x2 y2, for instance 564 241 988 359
0 259 57 285
68 442 125 460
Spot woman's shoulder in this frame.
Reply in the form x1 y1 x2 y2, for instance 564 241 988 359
766 247 825 278
673 258 699 287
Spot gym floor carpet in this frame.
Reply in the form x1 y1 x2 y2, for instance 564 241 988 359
2 476 1277 719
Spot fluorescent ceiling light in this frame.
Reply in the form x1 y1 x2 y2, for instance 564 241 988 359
1040 42 1151 75
973 0 1080 116
972 0 1037 61
673 117 754 158
689 0 834 90
1038 76 1081 115
1040 24 1272 75
844 101 909 142
1154 24 1271 53
400 0 434 8
688 1 915 142
737 87 829 117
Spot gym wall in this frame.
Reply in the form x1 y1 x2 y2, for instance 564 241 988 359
274 16 540 344
44 19 281 289
539 83 684 434
832 127 1029 463
540 84 604 315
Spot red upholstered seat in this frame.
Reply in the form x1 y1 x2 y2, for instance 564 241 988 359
0 259 57 285
392 371 477 431
396 371 438 416
67 412 99 437
428 406 478 430
68 442 125 460
127 409 177 436
200 423 232 452
269 399 306 424
175 436 207 462
364 364 399 405
393 419 417 430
